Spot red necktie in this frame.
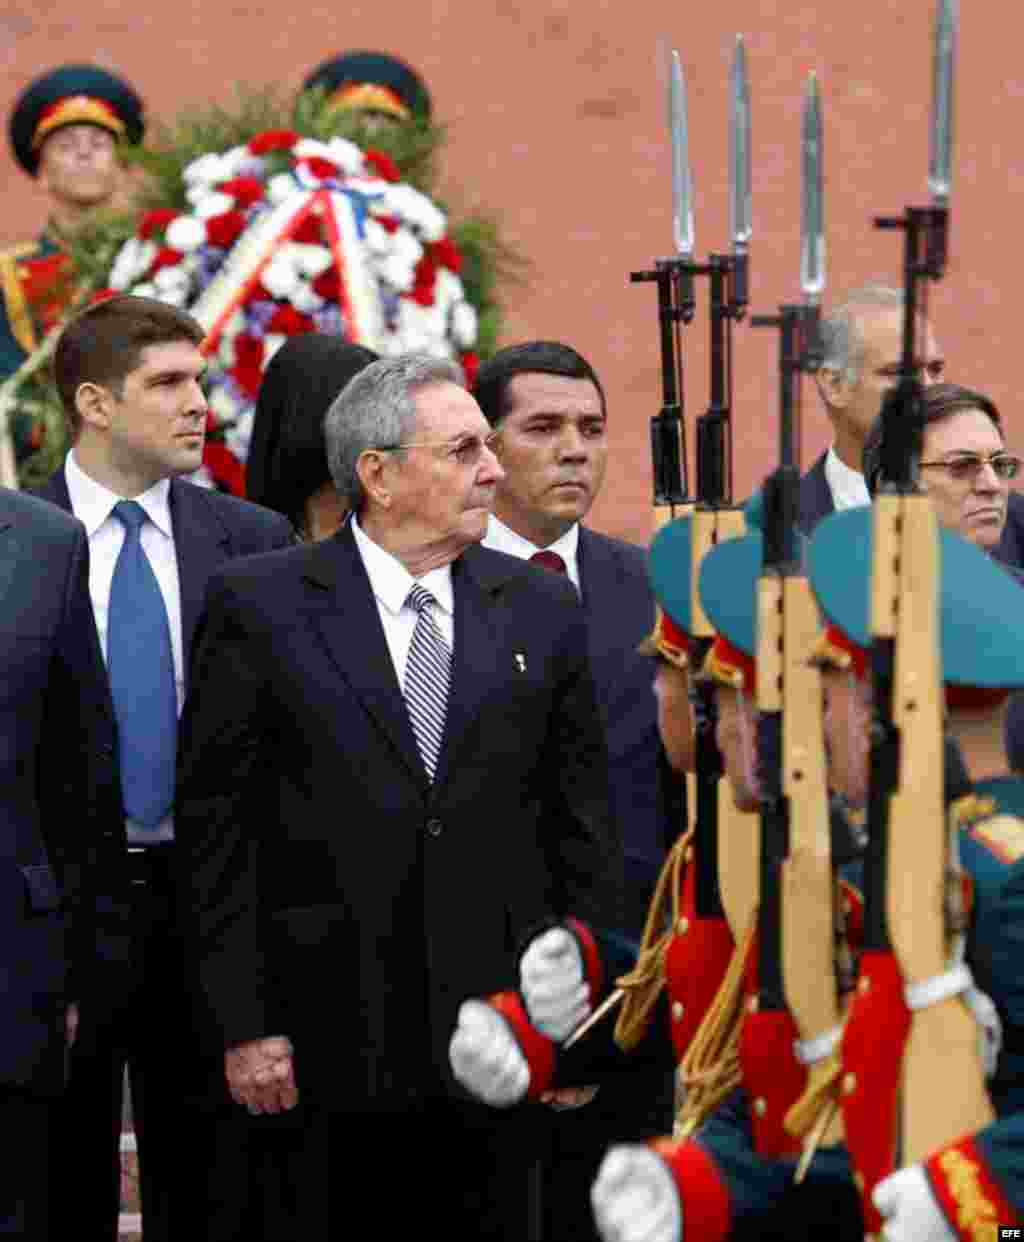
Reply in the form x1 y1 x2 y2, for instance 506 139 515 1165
530 550 567 575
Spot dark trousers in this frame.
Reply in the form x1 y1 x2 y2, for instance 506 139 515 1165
0 1089 53 1238
200 1094 546 1241
51 848 212 1242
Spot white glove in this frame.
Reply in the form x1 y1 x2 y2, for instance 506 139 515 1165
520 926 590 1041
592 1145 683 1242
448 1000 530 1108
874 1165 955 1242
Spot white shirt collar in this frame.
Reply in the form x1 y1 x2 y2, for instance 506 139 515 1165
350 514 453 618
65 450 173 538
824 445 871 512
483 515 580 584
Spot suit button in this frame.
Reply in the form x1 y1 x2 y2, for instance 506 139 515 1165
426 818 443 837
99 743 114 758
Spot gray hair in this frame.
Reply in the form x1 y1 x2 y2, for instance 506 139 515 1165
818 284 903 381
325 353 463 510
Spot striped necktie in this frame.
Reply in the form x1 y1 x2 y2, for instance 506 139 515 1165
403 584 452 781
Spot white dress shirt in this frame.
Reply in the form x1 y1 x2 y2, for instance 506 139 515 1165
824 445 871 512
65 451 185 842
350 514 454 687
482 515 581 593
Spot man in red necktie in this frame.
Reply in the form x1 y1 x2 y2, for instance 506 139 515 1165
476 341 681 1242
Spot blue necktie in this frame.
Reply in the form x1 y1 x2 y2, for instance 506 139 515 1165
107 500 177 829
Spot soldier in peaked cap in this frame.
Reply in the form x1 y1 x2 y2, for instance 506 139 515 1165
2 64 144 458
302 50 431 125
807 506 1024 1241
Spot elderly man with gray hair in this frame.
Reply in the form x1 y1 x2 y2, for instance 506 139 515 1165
175 353 621 1241
800 283 946 531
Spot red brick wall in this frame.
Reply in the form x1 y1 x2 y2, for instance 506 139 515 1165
2 0 1019 543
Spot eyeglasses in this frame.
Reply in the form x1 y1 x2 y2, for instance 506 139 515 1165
918 453 1022 482
375 431 500 468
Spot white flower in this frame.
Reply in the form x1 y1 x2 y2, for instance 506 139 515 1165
327 136 366 174
434 267 463 311
377 252 417 293
293 138 338 163
289 282 325 315
363 218 391 255
192 192 236 220
217 145 253 178
165 216 207 253
183 152 230 186
153 266 190 294
131 281 157 298
451 301 478 350
266 172 299 205
291 243 333 279
263 333 288 364
224 408 255 462
156 284 189 309
109 238 157 289
208 382 238 424
381 185 447 241
261 256 301 300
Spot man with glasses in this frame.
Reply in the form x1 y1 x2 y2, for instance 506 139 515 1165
863 381 1024 778
175 353 621 1240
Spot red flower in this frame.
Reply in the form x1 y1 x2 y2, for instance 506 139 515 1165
461 352 480 388
297 155 340 182
89 288 119 306
231 333 265 399
375 214 400 235
218 177 265 208
248 129 299 156
203 434 247 497
431 237 464 274
411 253 437 306
267 304 315 336
290 214 323 245
138 208 180 240
363 148 400 183
312 267 341 301
150 247 184 274
206 211 247 250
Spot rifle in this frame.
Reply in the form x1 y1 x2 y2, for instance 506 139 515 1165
574 44 751 1059
736 72 841 1161
836 3 992 1233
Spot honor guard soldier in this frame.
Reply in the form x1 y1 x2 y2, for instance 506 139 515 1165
807 507 1024 1241
2 64 143 457
302 50 431 127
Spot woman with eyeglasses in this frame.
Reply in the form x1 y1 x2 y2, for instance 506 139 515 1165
864 383 1024 557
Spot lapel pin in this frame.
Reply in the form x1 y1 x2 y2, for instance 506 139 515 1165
515 653 526 672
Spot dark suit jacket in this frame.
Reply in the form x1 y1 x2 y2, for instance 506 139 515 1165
176 525 620 1113
577 527 682 936
0 487 106 1092
32 469 293 945
797 451 835 535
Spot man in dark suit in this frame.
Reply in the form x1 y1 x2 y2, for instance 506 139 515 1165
175 353 619 1239
474 340 680 1241
0 486 106 1239
799 284 946 532
35 294 292 1242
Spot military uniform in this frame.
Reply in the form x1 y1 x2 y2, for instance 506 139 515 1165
2 65 143 460
808 507 1024 1235
302 50 431 121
